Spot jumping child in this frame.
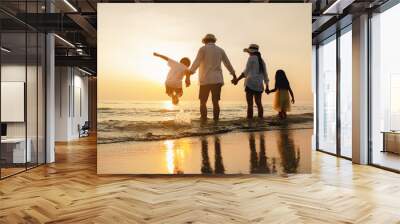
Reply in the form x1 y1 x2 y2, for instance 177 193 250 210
153 52 191 105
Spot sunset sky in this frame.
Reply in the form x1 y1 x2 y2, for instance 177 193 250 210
98 3 312 104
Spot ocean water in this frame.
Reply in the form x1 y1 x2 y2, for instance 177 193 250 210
98 101 313 144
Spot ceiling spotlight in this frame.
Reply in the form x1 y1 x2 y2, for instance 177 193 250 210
1 47 11 53
54 34 75 48
78 67 93 76
63 0 78 12
323 0 354 15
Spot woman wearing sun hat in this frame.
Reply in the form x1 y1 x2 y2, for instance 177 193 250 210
233 44 269 119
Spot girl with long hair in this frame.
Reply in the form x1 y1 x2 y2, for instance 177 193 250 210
267 69 295 119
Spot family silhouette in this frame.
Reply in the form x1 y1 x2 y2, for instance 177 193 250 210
153 33 295 121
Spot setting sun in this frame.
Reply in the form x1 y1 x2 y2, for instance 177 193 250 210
163 101 175 110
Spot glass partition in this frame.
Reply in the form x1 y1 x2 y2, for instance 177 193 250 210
38 32 46 165
1 31 28 177
370 3 400 171
0 6 46 179
317 36 337 154
27 31 38 169
339 28 352 158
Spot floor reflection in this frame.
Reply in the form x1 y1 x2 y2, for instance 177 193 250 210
97 129 311 175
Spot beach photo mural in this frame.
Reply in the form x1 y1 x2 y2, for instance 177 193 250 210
97 3 312 174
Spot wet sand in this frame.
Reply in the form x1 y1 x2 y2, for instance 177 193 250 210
97 129 312 175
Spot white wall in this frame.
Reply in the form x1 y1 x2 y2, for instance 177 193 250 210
1 65 39 138
55 67 89 141
1 63 46 164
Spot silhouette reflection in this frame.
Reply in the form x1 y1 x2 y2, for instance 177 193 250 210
201 137 213 174
277 130 300 173
249 133 270 174
214 137 225 174
199 131 301 175
200 136 225 174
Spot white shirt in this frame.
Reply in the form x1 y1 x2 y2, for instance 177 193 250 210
190 43 235 86
165 59 188 88
242 55 269 92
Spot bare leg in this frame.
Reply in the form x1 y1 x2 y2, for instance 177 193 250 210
200 99 208 121
212 99 220 121
246 92 254 119
254 94 263 119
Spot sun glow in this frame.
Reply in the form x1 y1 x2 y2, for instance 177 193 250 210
164 140 190 174
163 101 175 111
165 140 175 174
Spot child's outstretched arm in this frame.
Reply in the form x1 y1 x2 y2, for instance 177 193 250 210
289 86 295 104
153 52 169 61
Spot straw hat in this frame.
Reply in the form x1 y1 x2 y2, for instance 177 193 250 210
243 44 259 53
202 33 217 44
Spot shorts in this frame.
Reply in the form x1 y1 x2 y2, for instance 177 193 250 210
245 86 263 96
199 84 222 102
165 85 183 97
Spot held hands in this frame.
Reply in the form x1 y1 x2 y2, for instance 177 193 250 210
231 77 238 85
291 98 295 104
231 73 238 85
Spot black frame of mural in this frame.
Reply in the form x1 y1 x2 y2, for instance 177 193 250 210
0 0 47 179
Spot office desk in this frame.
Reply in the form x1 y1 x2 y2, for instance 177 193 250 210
382 131 400 154
1 138 32 163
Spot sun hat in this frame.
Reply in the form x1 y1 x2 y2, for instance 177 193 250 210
202 33 217 44
243 44 259 53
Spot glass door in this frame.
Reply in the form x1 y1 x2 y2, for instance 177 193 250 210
370 3 400 171
317 36 337 154
339 27 352 158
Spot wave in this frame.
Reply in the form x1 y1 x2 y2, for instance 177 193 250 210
97 113 313 144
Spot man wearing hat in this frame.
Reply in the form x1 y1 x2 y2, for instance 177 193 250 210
189 33 237 121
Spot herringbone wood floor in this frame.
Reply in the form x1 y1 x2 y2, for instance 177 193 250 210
1 135 400 224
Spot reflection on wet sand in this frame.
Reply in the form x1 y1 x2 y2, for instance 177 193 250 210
165 140 184 174
97 129 311 175
214 137 225 174
249 133 270 174
277 130 300 173
201 137 225 174
201 131 301 174
201 138 213 174
247 130 298 174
